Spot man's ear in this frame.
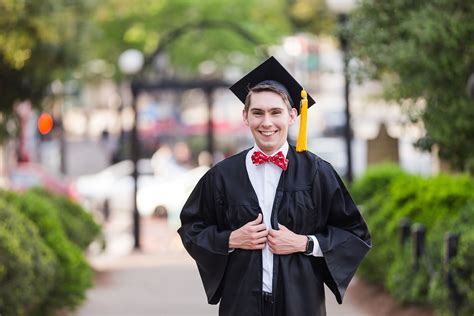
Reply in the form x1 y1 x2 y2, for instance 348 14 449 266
242 110 249 126
289 107 297 125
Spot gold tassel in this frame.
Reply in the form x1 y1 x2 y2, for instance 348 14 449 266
296 89 308 152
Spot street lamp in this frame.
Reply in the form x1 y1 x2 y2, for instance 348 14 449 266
327 0 357 183
327 0 357 14
119 49 145 75
118 49 144 250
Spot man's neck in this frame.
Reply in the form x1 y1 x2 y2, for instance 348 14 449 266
254 142 289 156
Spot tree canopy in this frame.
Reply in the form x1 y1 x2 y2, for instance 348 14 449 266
350 0 474 172
0 0 332 142
89 0 293 75
0 0 94 140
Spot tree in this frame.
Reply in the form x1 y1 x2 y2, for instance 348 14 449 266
350 0 474 172
0 0 95 141
88 0 293 76
286 0 332 34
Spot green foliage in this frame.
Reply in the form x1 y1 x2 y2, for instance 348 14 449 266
0 190 93 314
0 197 57 316
287 0 332 34
385 244 432 305
441 203 474 315
29 188 101 250
0 0 97 144
451 239 474 313
0 0 96 113
354 166 474 313
351 163 407 204
424 204 474 316
350 0 474 173
90 0 295 75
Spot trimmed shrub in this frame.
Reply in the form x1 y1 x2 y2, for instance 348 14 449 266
353 166 474 314
0 198 57 316
351 163 407 203
351 164 411 284
451 228 474 315
0 190 93 315
430 202 474 315
29 188 101 250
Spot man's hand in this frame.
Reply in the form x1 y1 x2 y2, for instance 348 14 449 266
268 224 307 255
229 214 268 250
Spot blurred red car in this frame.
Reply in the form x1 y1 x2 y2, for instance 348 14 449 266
7 163 78 200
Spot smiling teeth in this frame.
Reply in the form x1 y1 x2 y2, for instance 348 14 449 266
261 131 275 136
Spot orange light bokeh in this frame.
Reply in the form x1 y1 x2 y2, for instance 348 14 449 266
38 113 54 135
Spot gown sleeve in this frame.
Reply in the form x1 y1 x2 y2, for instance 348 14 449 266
177 170 231 304
313 160 372 304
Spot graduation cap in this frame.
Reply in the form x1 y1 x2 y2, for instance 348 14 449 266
229 56 316 152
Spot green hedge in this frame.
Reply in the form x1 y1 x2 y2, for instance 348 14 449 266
0 199 57 316
30 188 101 250
353 165 474 315
0 189 101 315
351 163 408 204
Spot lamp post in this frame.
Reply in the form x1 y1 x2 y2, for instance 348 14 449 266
118 49 144 250
327 0 357 183
51 80 67 175
468 73 474 100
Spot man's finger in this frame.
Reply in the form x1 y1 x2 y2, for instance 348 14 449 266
268 229 278 237
246 214 262 227
255 230 268 238
278 223 288 231
254 223 267 232
252 213 263 225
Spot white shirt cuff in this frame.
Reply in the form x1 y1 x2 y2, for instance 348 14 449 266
306 235 323 257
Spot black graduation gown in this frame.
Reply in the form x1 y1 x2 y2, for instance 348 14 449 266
178 145 371 316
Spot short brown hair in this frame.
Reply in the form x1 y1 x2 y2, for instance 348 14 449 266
243 83 292 113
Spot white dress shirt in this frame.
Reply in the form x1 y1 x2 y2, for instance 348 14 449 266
245 142 323 293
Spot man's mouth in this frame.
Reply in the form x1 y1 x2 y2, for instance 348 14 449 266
259 130 277 136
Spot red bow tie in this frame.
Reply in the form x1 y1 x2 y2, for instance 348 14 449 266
251 151 288 170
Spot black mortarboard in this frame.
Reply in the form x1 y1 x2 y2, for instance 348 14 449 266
229 56 315 115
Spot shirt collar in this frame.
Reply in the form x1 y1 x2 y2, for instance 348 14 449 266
252 142 289 157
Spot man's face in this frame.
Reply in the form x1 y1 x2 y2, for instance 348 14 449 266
243 90 297 155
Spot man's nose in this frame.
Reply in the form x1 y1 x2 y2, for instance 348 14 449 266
261 114 273 127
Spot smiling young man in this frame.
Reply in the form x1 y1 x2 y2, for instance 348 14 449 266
178 57 371 316
244 86 296 154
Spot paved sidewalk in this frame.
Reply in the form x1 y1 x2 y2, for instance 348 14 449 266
76 217 368 316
